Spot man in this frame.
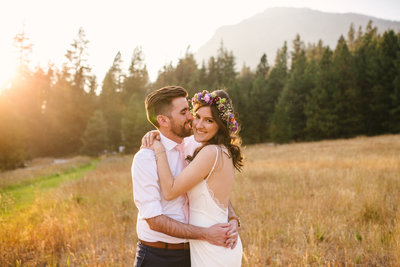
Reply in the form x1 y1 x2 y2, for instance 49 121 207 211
132 86 240 267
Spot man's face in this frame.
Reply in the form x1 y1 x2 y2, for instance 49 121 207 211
167 97 193 138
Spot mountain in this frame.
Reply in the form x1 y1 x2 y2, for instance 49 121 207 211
195 7 400 69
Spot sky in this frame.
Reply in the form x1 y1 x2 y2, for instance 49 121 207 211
1 0 400 88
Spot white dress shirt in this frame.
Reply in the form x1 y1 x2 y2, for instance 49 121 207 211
131 133 199 243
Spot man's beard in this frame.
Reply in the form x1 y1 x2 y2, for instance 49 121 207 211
170 120 192 138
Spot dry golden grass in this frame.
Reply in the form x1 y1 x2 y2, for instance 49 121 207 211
0 135 399 266
0 156 136 266
234 134 400 266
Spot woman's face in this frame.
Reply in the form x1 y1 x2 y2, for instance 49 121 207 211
192 106 219 143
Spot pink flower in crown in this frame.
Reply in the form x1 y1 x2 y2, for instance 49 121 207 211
204 94 210 103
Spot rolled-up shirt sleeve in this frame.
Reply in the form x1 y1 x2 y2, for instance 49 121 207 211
132 149 162 219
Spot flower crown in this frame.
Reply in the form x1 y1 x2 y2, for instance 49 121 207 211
191 90 239 133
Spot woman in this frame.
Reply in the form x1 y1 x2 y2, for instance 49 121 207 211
150 90 243 266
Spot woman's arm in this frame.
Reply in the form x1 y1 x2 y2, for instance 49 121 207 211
153 142 217 200
141 130 160 148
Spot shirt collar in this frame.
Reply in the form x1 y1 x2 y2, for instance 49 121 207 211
159 132 183 152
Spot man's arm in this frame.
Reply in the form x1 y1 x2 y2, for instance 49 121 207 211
146 215 231 247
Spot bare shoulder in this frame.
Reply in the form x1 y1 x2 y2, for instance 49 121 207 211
191 145 218 166
198 144 218 157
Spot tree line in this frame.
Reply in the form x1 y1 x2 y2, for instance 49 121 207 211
1 21 399 170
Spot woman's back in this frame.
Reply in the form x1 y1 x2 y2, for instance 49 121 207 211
206 145 235 209
187 145 242 267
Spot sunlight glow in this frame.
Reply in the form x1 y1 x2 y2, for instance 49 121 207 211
0 52 17 93
0 0 399 86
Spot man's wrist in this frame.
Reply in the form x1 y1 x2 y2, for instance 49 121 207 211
199 227 210 241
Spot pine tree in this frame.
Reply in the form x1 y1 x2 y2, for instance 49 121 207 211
57 27 95 153
81 110 108 156
205 42 237 89
13 26 33 76
244 54 269 143
216 42 237 88
5 28 55 158
307 40 325 62
236 64 256 143
331 35 362 137
206 56 218 88
27 67 53 156
305 48 338 139
190 61 208 93
123 47 149 102
99 52 124 151
0 93 26 170
121 47 151 152
174 48 198 96
45 65 76 155
271 35 312 141
153 62 177 90
347 23 356 52
265 42 288 140
372 30 400 132
391 51 400 132
121 93 152 153
353 21 379 135
269 91 292 143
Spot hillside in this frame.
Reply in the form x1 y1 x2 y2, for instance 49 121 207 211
195 7 400 69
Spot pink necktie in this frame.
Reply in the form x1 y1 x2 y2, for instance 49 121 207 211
175 143 189 223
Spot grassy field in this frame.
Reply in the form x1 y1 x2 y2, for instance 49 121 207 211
0 135 399 266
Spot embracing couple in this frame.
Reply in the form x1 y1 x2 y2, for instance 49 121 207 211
131 86 243 266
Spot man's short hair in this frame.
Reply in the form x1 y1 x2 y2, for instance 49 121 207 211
145 86 188 128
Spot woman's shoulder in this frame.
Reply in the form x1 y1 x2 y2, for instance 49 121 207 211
198 144 219 156
199 144 230 159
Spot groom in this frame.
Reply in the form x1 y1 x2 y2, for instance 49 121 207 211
131 86 240 267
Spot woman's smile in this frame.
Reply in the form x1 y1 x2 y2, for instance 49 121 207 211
192 106 219 143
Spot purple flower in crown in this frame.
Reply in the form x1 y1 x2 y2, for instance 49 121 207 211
204 94 210 103
232 121 238 132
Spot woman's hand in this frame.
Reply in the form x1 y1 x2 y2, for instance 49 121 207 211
140 130 160 149
226 219 239 249
151 140 165 154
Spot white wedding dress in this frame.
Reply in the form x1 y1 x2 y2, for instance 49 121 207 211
188 146 243 267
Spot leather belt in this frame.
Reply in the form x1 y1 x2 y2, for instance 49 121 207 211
139 239 190 250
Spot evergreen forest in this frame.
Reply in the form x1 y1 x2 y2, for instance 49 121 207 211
1 21 400 170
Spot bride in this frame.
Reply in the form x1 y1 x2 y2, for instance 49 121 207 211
150 90 243 266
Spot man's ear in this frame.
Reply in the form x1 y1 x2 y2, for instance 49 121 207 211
156 115 169 128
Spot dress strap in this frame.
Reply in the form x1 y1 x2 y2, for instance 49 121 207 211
205 146 219 181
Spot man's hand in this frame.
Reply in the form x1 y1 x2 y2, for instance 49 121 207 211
203 223 231 247
225 219 239 249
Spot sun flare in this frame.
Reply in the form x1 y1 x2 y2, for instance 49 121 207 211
0 45 17 92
